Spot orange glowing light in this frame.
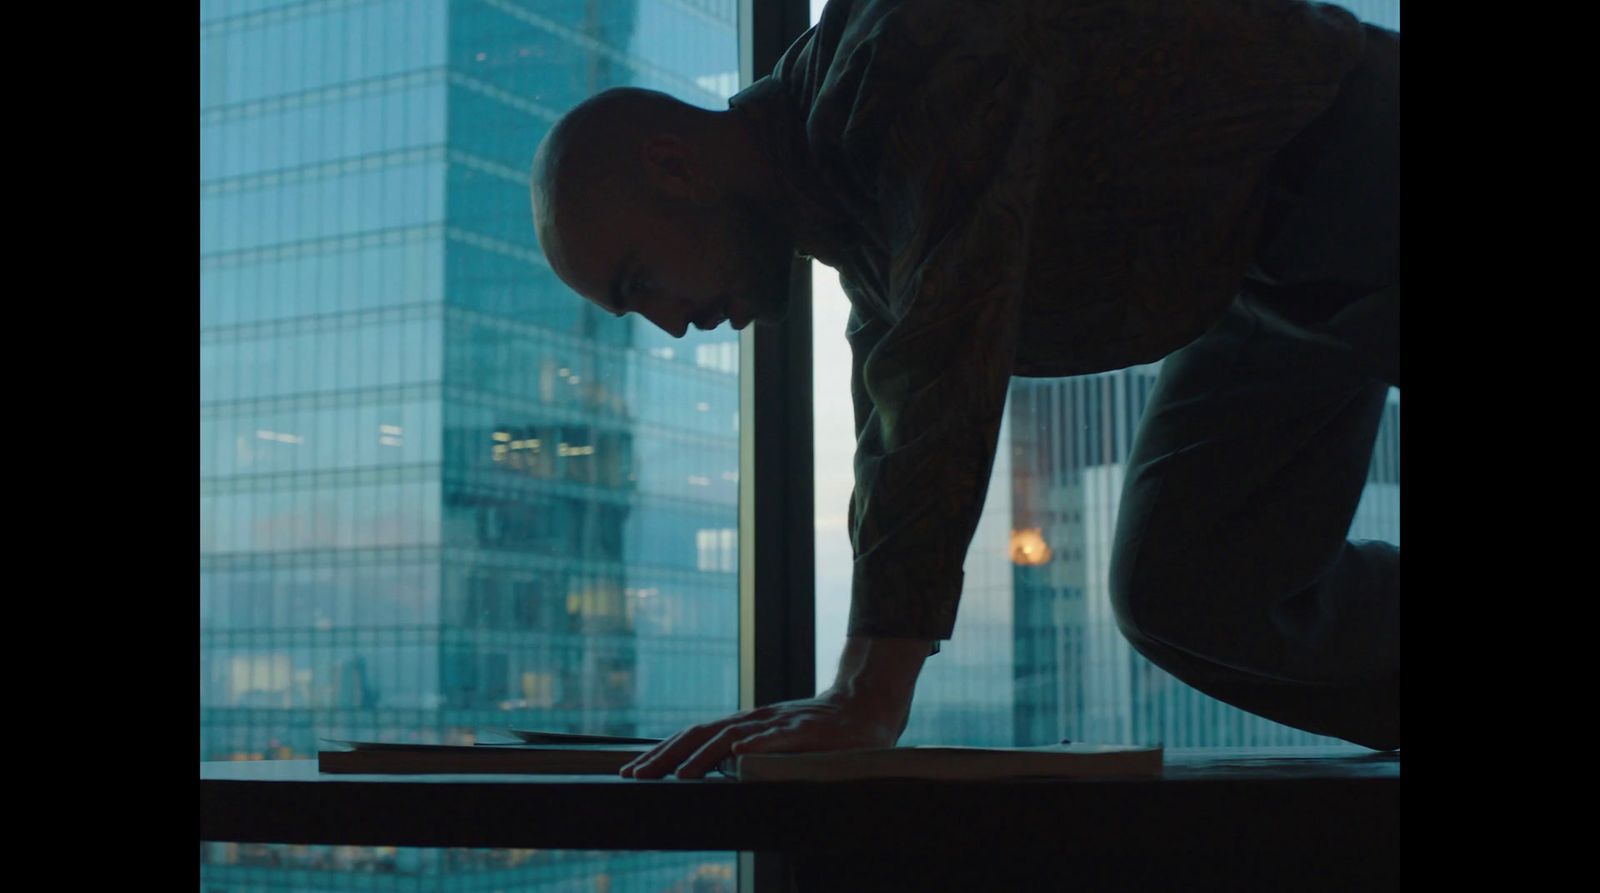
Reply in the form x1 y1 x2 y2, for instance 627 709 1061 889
1009 528 1052 566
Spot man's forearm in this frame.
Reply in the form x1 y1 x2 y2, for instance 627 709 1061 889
829 635 933 708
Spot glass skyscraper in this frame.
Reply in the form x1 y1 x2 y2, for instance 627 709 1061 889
202 0 1400 888
201 0 743 888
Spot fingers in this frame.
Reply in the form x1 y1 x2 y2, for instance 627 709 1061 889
619 725 704 779
730 728 787 754
621 710 774 779
673 721 774 779
621 701 849 779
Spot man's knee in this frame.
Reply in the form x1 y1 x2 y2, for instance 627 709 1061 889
1109 535 1230 661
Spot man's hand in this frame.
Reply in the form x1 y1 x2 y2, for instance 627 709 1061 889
618 685 909 780
620 636 933 779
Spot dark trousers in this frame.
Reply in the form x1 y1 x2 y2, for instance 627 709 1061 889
1108 25 1400 750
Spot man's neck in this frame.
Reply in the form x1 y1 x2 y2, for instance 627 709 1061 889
716 105 844 266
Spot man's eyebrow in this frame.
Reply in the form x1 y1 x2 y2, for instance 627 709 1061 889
607 251 637 317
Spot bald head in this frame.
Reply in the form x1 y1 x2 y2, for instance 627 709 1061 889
528 86 798 337
531 87 712 257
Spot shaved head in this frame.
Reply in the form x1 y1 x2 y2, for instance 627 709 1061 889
531 88 709 267
529 87 798 337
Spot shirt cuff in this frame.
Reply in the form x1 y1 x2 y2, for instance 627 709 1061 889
846 563 964 643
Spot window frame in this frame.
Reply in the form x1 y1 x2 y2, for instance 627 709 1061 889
737 1 817 890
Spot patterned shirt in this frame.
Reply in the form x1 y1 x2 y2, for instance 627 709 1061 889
727 0 1367 649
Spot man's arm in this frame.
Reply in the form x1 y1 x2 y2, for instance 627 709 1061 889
618 636 931 779
828 634 935 730
620 6 1053 781
837 22 1053 649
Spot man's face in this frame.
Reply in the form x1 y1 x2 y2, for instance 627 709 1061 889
547 188 794 338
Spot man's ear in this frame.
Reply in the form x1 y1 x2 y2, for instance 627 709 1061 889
639 135 703 201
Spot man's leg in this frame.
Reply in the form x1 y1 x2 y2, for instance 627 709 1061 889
1108 287 1399 750
1107 24 1401 750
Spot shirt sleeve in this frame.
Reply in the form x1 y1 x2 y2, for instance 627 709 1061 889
841 18 1056 648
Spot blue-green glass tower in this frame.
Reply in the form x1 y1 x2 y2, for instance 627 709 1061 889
201 0 743 888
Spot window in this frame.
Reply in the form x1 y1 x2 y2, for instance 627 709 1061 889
201 0 750 887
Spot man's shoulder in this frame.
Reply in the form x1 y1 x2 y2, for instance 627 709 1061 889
793 0 1028 186
802 0 1015 89
774 0 917 114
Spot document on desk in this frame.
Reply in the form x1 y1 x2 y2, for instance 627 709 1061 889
715 743 1164 782
317 729 663 775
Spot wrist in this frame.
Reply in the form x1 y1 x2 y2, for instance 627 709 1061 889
828 635 932 711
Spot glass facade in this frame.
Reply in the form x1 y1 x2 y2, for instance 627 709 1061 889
202 0 1402 886
813 0 1402 751
201 0 742 888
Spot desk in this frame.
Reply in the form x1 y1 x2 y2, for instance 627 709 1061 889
202 747 1398 891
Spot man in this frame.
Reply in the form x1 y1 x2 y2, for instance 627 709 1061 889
531 0 1399 779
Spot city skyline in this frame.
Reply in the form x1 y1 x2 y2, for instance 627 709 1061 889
201 0 1401 888
202 0 745 888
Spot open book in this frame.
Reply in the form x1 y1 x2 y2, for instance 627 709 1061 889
317 729 661 775
714 742 1163 782
318 731 1160 780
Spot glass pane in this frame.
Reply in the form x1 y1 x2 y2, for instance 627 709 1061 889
813 0 1401 751
201 0 743 887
